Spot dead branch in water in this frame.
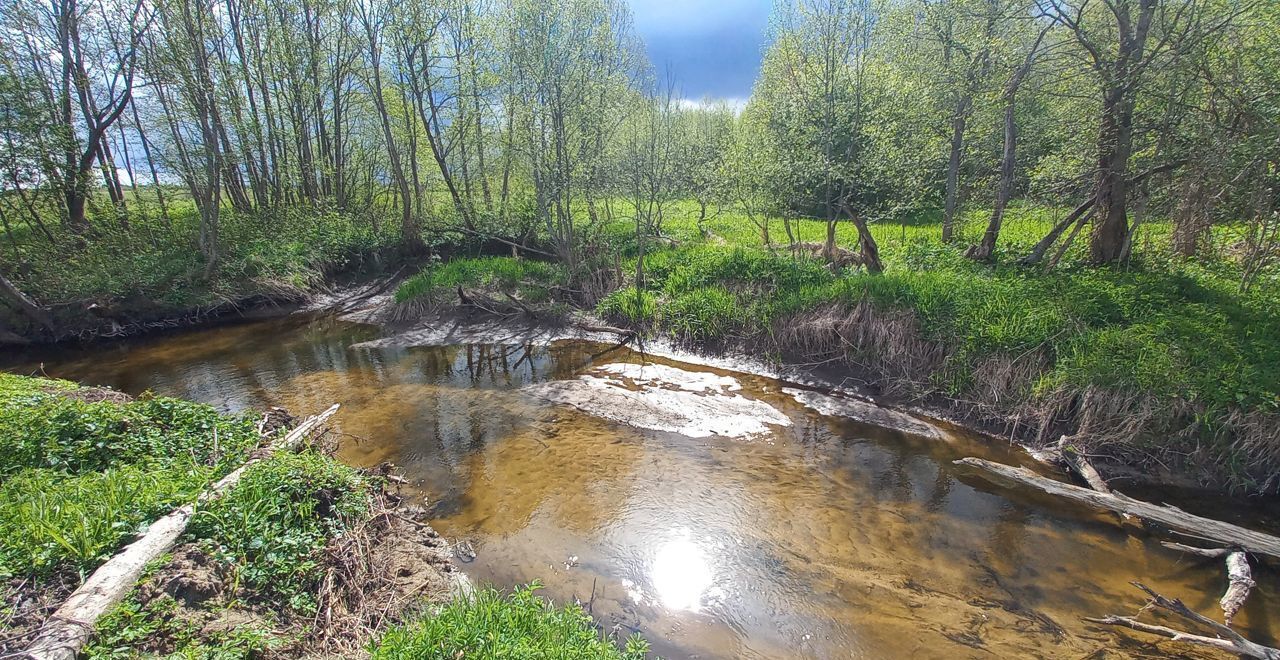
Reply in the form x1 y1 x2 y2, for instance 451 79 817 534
1161 543 1256 625
954 457 1280 558
1086 582 1279 659
20 405 340 660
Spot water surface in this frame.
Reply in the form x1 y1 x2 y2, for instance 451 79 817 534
8 316 1277 658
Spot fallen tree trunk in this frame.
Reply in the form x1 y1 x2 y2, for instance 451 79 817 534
1087 582 1279 659
954 457 1280 559
21 404 340 660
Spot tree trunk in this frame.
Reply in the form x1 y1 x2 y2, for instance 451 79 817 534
1090 94 1134 264
942 112 967 242
0 272 55 332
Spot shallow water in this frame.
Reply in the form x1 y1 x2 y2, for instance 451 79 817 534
7 316 1278 659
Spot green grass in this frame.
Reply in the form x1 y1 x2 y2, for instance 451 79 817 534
0 374 262 578
372 584 649 660
1 203 400 330
395 256 566 305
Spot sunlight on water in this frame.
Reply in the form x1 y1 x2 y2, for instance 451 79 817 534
9 315 1278 659
650 530 714 612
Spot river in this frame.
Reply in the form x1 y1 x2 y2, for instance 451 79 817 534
6 314 1277 659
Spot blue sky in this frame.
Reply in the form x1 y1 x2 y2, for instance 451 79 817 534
631 0 774 103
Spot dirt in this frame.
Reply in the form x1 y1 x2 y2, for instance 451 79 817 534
0 570 80 654
98 494 460 659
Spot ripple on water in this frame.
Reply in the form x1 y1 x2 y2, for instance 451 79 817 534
8 316 1277 660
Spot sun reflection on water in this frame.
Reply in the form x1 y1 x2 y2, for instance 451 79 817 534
650 529 716 612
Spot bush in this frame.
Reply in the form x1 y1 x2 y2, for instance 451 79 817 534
372 584 648 660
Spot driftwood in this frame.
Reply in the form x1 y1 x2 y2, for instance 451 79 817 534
1087 582 1279 659
954 457 1280 559
20 404 340 660
1161 542 1256 625
1222 551 1255 625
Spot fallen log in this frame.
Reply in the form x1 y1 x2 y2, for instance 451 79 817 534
1087 582 1280 660
954 457 1280 559
1056 439 1131 521
20 404 340 660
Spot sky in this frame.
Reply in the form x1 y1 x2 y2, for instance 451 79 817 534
630 0 774 106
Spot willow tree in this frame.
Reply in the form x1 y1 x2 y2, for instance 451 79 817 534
1038 0 1254 264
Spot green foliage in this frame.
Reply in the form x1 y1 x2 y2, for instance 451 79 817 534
372 584 649 660
0 375 262 579
0 374 258 478
187 452 370 613
395 257 566 304
596 287 656 324
88 591 280 660
2 205 398 324
0 463 215 576
658 286 741 341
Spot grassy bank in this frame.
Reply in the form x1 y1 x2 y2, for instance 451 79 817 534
0 374 645 658
395 202 1280 494
0 204 402 341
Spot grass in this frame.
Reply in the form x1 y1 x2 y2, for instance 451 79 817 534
372 584 649 660
390 199 1280 491
395 256 567 305
0 203 401 333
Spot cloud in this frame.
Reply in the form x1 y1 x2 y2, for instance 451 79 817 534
633 0 771 99
676 97 749 114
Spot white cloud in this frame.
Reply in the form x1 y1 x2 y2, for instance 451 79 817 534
676 97 749 114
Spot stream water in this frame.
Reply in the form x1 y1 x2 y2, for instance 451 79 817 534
6 315 1278 659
